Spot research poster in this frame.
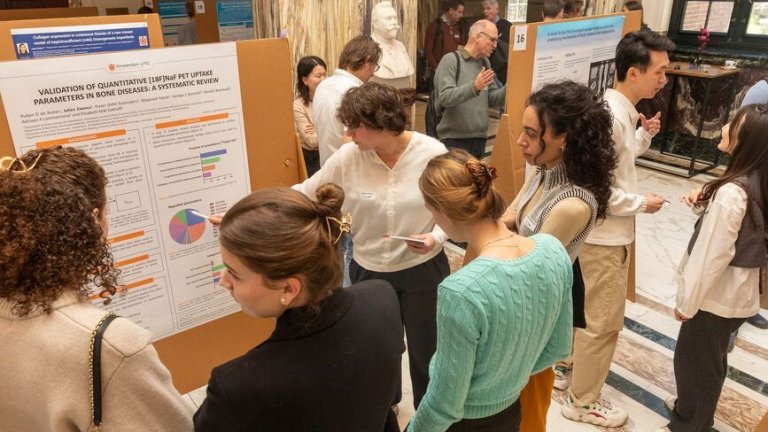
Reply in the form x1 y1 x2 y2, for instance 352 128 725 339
531 15 624 92
158 1 188 46
0 43 250 340
216 0 254 42
11 22 150 60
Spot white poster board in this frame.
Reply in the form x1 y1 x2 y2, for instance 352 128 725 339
531 15 624 92
0 42 250 339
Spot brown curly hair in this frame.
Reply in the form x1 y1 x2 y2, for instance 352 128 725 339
338 82 407 134
0 147 117 316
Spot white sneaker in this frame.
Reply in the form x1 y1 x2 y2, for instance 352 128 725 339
553 365 572 390
664 395 677 411
561 391 629 427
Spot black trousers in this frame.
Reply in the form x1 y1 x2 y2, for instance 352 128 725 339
447 399 521 432
350 251 450 409
441 137 487 160
302 148 320 178
669 310 746 432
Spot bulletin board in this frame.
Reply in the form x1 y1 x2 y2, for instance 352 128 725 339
193 0 222 43
0 34 300 393
490 11 642 300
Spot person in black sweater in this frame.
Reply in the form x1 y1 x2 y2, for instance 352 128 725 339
481 0 512 85
194 184 404 432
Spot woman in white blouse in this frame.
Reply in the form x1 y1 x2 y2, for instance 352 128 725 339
293 56 327 177
660 103 768 432
293 82 449 409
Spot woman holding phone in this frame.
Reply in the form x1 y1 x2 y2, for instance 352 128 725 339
660 103 768 432
293 81 449 409
408 149 573 431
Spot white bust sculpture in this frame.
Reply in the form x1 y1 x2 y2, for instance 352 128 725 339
370 1 414 81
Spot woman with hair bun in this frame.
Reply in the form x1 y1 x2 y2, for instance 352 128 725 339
503 80 616 432
194 183 404 432
408 149 573 432
0 146 193 432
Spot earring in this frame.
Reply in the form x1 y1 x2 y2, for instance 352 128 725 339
280 297 287 305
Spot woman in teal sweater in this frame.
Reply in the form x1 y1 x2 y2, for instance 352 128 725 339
409 149 573 432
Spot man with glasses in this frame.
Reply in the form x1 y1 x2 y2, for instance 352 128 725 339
433 19 505 160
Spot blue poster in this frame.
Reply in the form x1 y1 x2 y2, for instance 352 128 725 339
11 23 150 60
216 0 254 42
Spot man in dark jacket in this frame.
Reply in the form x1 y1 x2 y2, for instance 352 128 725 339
424 0 468 83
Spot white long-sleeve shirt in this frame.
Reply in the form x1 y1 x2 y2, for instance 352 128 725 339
293 132 448 272
676 182 760 319
586 88 654 246
312 69 363 166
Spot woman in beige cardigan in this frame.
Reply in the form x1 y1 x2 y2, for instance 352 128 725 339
0 146 193 432
293 55 328 177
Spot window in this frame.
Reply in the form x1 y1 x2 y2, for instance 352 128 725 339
507 0 528 23
669 0 768 50
747 1 768 35
680 1 733 33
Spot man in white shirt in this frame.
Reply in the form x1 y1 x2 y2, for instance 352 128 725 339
314 35 382 166
560 30 675 428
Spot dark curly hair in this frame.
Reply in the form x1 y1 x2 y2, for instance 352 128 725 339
527 80 617 220
338 82 407 134
19 146 108 211
0 147 117 316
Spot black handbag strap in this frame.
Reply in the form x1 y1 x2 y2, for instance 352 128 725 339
90 313 119 429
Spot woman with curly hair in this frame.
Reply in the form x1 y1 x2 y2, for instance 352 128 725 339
408 149 573 431
0 146 193 432
501 80 617 432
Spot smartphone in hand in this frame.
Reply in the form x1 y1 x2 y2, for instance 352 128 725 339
384 235 427 245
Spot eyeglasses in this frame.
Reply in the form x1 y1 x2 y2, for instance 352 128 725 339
479 32 500 43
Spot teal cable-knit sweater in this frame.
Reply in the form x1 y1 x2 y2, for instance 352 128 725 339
408 234 573 432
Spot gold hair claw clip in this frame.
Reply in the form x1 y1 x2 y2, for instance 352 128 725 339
326 213 352 245
0 153 42 172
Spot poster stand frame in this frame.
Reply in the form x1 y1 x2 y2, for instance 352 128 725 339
0 18 299 393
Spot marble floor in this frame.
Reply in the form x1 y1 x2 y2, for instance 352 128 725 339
183 167 768 431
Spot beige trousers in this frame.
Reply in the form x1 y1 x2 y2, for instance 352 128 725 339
569 243 630 405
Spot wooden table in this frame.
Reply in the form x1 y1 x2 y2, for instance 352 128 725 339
655 61 740 177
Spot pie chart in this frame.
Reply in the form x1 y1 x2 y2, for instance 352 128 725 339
169 209 206 245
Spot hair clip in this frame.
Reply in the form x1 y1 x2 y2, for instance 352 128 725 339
465 161 498 197
325 213 352 245
485 166 498 181
0 153 43 173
